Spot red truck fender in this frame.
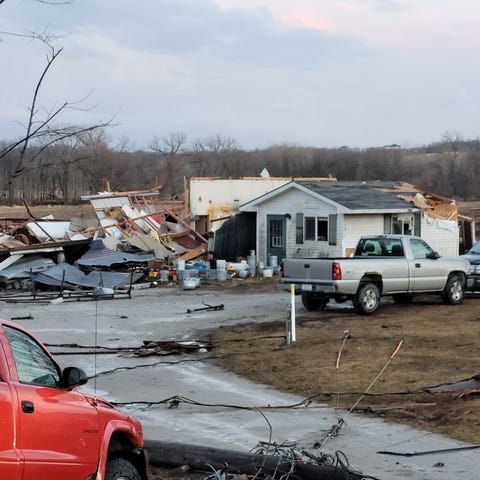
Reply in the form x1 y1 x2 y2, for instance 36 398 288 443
96 419 148 480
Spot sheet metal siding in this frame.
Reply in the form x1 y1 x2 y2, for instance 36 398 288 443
190 179 289 216
420 217 459 256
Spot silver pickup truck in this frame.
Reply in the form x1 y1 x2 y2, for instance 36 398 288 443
280 234 471 315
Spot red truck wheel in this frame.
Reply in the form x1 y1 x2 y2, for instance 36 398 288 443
106 458 141 480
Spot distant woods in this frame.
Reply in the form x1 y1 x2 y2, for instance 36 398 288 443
1 131 479 204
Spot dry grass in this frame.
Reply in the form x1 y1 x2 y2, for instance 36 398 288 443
211 296 480 444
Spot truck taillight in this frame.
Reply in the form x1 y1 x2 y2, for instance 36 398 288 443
332 262 342 280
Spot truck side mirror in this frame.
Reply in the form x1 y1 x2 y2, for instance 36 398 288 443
62 366 88 390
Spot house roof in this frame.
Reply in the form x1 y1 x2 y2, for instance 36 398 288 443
295 180 420 210
240 180 425 213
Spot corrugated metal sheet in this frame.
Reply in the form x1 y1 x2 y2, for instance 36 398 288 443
34 262 142 289
0 255 56 279
77 240 154 267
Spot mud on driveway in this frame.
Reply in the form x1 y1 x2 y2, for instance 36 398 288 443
211 286 480 445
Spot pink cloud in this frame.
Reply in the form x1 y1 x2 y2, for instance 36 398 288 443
215 1 361 33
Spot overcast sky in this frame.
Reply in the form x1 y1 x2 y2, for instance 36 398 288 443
1 0 479 150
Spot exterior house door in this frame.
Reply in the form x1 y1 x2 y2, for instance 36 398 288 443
267 215 286 265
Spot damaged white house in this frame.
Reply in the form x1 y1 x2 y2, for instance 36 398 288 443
239 180 466 266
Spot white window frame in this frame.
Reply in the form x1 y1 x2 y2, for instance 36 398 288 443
304 216 329 242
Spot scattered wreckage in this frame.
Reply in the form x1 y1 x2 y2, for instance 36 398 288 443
0 189 264 302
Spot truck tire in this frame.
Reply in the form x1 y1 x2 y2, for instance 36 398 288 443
105 458 141 480
354 283 380 315
301 293 328 311
441 274 465 305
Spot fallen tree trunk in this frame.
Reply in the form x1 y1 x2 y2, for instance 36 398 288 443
144 440 365 480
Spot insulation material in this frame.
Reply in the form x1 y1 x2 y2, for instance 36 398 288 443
26 221 73 242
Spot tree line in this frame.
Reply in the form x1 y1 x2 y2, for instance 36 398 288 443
1 130 479 205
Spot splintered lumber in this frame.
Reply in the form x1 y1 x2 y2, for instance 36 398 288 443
144 440 363 480
174 244 207 263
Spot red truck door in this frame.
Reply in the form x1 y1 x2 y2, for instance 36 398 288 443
2 324 101 480
0 341 22 480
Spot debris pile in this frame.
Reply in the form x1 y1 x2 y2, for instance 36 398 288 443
0 188 274 300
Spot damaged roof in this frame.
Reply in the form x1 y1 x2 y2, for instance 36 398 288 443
296 180 421 211
240 180 452 214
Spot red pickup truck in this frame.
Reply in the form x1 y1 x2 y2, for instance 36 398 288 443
0 319 148 480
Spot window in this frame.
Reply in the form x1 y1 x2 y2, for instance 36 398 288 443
410 238 434 259
4 326 60 387
392 215 413 235
305 216 328 241
269 219 283 248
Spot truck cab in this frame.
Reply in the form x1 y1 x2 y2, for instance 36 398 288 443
0 319 148 480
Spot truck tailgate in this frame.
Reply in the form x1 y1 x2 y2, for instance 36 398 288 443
281 258 335 283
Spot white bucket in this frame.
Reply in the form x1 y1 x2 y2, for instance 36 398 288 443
182 278 197 290
160 270 169 282
177 259 185 270
177 270 190 282
238 270 249 279
217 269 228 281
263 268 273 278
216 259 226 270
206 269 217 280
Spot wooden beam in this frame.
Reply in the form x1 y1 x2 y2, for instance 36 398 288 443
144 440 361 480
165 209 207 244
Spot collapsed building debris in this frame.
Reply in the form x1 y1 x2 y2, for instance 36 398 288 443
0 187 212 296
136 340 213 357
82 188 207 261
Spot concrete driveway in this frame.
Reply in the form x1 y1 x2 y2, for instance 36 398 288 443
2 286 479 479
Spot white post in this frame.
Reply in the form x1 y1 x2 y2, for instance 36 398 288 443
290 283 296 343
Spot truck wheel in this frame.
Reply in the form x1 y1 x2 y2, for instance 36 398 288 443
105 458 141 480
354 283 380 315
441 275 465 305
301 293 328 311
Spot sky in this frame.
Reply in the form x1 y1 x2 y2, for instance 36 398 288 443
1 0 480 151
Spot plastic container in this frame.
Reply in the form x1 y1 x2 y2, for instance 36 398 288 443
216 269 228 281
268 255 278 267
182 278 197 290
160 270 169 283
206 269 217 280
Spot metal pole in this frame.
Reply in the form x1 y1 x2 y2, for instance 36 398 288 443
290 283 296 343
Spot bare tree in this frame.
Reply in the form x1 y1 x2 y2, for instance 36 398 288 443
0 34 113 203
151 132 187 198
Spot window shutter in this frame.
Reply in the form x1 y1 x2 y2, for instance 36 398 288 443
328 214 337 246
384 214 392 234
414 212 421 236
296 213 304 244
